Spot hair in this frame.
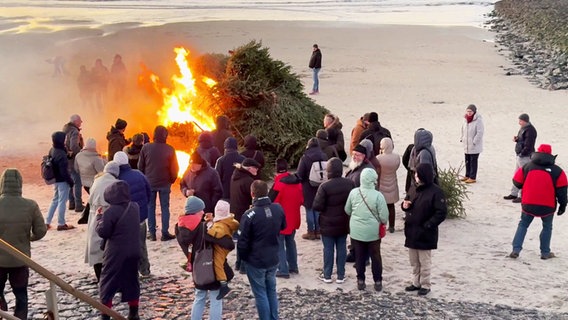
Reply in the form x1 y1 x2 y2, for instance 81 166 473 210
251 180 269 198
313 44 318 48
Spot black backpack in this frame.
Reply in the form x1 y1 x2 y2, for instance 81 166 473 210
41 155 56 185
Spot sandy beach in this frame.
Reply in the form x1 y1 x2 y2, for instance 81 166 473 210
2 17 568 317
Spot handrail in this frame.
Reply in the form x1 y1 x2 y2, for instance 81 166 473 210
0 239 126 320
0 309 20 320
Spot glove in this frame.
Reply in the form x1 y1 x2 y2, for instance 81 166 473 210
558 208 565 216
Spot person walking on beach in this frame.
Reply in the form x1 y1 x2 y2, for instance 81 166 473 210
0 169 47 320
508 144 567 260
308 44 322 95
503 113 537 203
238 180 286 320
460 104 484 183
401 163 447 296
63 114 85 212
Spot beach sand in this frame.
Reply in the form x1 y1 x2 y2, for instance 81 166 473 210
1 20 568 313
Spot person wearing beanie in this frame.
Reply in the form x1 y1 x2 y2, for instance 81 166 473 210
175 196 236 319
123 133 145 169
106 118 131 161
350 113 370 155
197 131 221 168
504 113 537 203
358 111 392 158
346 143 375 188
180 152 223 214
206 200 239 300
268 159 303 278
74 138 105 224
460 104 484 184
215 137 245 200
509 143 567 260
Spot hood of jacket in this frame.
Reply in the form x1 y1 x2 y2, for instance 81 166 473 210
414 129 433 152
52 131 66 149
531 152 556 166
359 139 373 159
153 125 168 143
106 126 123 140
244 135 258 150
103 180 131 205
198 132 214 148
380 137 394 154
279 172 301 185
216 115 230 130
360 167 378 189
416 162 434 187
0 168 23 196
327 157 344 179
306 137 319 150
232 165 255 182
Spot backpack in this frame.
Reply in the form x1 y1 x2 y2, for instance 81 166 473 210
41 155 56 185
308 160 328 187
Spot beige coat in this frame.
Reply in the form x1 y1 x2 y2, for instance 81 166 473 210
75 149 105 188
376 137 401 204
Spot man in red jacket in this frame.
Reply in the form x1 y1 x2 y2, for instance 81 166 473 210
509 144 567 260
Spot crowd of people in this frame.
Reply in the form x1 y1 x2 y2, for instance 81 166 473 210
77 54 128 111
1 104 567 320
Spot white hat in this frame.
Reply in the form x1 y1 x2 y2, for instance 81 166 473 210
85 138 96 150
114 151 129 165
103 161 120 177
214 200 232 222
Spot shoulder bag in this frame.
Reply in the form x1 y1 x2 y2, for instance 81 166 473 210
192 223 216 286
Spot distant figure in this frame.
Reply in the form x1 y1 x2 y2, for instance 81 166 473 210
503 113 537 203
91 58 110 110
110 54 128 102
508 144 567 260
123 133 145 170
350 113 370 155
215 137 245 200
211 115 234 157
460 104 484 184
376 137 401 233
196 131 221 168
63 114 85 212
0 169 47 320
47 56 66 77
77 65 93 108
323 114 346 161
308 44 322 95
106 118 130 161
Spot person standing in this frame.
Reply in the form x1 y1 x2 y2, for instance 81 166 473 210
215 137 245 200
308 44 322 95
196 132 221 168
106 118 130 161
45 131 75 231
344 168 389 292
345 144 374 187
75 138 105 224
180 151 223 214
323 114 346 161
313 158 355 284
138 125 179 241
123 133 145 170
350 113 370 155
0 169 47 320
376 137 401 233
460 104 484 183
504 113 537 203
211 115 234 158
238 180 286 320
240 135 265 173
63 114 85 212
358 112 392 157
508 144 567 260
407 128 438 197
401 163 447 296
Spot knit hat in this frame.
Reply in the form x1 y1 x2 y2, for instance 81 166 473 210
213 200 232 222
353 144 367 156
191 151 205 165
518 113 530 122
103 161 120 177
368 112 378 123
185 196 205 215
115 118 127 130
114 151 129 165
85 138 96 150
224 137 238 150
537 144 552 154
242 158 261 168
276 158 288 173
466 104 477 113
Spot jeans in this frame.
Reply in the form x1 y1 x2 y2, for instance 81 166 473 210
68 166 83 207
277 231 298 275
190 288 222 320
464 153 479 180
245 262 278 320
305 208 320 233
46 182 70 226
351 238 383 283
512 212 554 255
510 156 530 197
148 186 171 235
138 221 151 275
321 235 347 279
0 266 29 320
312 68 321 92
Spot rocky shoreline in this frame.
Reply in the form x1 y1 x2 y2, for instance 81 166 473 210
490 0 568 90
10 271 568 319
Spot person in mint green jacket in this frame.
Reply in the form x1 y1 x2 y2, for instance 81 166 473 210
345 167 388 292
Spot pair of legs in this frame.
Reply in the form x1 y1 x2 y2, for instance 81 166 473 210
138 221 151 276
46 182 70 226
509 156 530 197
68 167 83 209
0 266 29 320
311 68 321 93
147 186 172 238
191 288 222 320
277 231 298 276
408 248 432 290
387 203 396 231
321 235 347 280
464 153 479 180
305 208 320 233
512 212 554 256
245 263 278 320
351 238 383 283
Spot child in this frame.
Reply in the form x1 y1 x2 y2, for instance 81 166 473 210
207 200 239 300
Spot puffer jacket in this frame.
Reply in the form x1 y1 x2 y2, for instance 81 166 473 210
118 164 151 222
106 127 130 161
75 149 105 188
409 128 437 177
138 126 178 188
62 122 84 158
515 123 537 157
0 169 47 267
50 131 74 186
345 168 388 242
297 139 328 209
460 113 484 154
313 158 355 237
376 137 401 204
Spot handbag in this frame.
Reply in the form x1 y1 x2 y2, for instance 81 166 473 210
358 189 387 239
192 223 216 286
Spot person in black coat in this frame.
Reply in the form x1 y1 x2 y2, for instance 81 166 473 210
96 181 141 320
180 151 223 214
308 44 322 94
313 157 355 282
212 115 233 158
215 137 245 200
297 138 328 240
45 131 75 230
358 112 392 156
401 163 447 296
197 131 221 168
240 135 265 171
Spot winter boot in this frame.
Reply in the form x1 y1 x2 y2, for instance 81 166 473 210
128 305 140 320
217 281 231 300
301 231 316 240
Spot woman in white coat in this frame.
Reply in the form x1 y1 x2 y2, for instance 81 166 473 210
460 104 484 183
376 137 401 233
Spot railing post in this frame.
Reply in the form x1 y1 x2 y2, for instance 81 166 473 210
45 281 59 320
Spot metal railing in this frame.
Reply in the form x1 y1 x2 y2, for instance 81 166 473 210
0 239 126 320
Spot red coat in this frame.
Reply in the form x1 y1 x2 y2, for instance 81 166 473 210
273 173 303 235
